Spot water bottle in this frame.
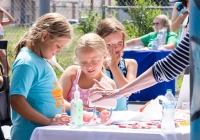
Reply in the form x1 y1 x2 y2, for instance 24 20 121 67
151 38 159 50
157 27 167 48
70 85 83 128
161 89 177 132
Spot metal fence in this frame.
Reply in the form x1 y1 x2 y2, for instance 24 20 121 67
0 0 174 38
0 0 174 66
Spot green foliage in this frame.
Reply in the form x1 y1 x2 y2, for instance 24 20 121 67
4 26 29 77
123 0 162 39
77 10 102 34
115 0 169 6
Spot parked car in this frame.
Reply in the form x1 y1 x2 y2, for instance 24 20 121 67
67 19 79 26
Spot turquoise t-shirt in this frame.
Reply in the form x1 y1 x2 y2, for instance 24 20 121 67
10 47 64 140
140 32 178 48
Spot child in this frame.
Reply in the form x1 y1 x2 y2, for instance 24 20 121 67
59 33 116 123
0 7 14 76
96 18 138 111
10 13 73 140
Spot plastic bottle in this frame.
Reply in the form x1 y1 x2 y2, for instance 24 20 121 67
161 89 177 132
151 38 159 50
161 27 167 45
157 27 167 48
70 85 83 128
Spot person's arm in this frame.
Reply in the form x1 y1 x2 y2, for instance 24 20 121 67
0 7 15 26
59 65 78 111
0 50 11 76
10 95 52 125
159 42 176 50
118 32 189 96
126 38 143 47
90 32 190 101
91 67 157 100
153 32 189 82
10 65 70 125
108 47 138 88
159 32 178 50
171 4 188 32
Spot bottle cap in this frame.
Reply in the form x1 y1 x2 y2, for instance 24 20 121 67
74 85 80 99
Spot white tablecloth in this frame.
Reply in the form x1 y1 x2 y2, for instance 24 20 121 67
30 125 190 140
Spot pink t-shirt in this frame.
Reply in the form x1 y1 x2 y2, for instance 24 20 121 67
0 24 4 36
66 67 107 108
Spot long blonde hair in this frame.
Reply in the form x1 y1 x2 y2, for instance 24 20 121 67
96 18 126 48
14 13 73 58
75 33 107 56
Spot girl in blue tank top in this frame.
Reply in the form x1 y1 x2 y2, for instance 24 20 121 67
96 18 138 111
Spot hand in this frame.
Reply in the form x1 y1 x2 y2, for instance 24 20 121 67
83 111 97 122
158 46 167 50
83 106 94 111
99 110 110 123
181 8 189 15
107 44 121 67
180 9 189 19
103 57 111 69
49 113 70 125
89 79 122 102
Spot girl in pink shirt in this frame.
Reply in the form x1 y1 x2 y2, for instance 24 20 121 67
59 33 116 123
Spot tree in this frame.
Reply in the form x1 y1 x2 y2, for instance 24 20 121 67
115 0 169 6
123 0 162 38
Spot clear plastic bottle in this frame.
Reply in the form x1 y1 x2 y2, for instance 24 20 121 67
161 89 177 132
152 38 159 50
157 27 167 48
70 85 83 128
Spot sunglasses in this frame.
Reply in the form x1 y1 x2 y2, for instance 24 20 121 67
153 22 160 26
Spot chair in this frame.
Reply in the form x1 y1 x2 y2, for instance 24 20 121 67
0 40 12 126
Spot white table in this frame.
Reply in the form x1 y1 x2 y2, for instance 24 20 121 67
30 125 190 140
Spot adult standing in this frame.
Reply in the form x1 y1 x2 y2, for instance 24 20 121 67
0 7 15 76
171 0 189 41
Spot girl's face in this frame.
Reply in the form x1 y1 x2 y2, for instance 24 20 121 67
77 48 105 78
103 32 124 57
40 33 69 59
153 18 163 32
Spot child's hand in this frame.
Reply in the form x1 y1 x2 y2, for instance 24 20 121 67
49 113 70 125
99 110 110 123
83 111 97 122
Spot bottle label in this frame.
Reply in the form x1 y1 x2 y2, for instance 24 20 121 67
162 101 176 109
70 100 83 127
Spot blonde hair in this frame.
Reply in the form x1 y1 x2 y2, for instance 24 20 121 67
96 18 126 48
14 13 73 58
154 14 171 32
75 33 107 56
